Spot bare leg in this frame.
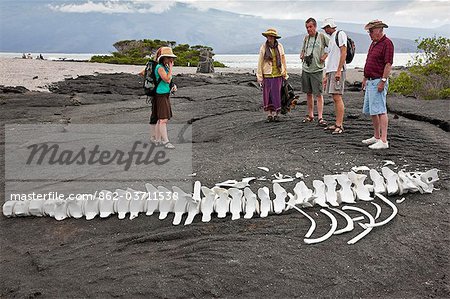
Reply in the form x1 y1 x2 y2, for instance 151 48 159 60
332 94 345 127
159 119 169 143
150 124 156 141
306 93 314 118
154 123 161 142
379 113 389 142
371 115 381 139
316 94 324 120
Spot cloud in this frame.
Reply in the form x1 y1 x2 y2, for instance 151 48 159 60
47 0 450 28
48 0 177 14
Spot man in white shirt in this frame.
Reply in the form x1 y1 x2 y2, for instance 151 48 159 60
322 18 347 134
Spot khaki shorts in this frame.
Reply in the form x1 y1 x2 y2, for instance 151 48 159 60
325 71 346 95
302 70 324 95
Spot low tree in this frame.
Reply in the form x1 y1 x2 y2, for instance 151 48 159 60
389 36 450 100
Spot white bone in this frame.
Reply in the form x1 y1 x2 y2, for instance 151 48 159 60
184 195 200 226
99 190 115 218
201 186 216 222
3 200 16 217
53 200 68 221
397 170 419 193
371 202 382 219
229 188 243 220
286 203 316 238
351 166 370 172
381 167 399 195
243 187 259 219
342 206 375 244
272 178 295 183
128 188 147 220
273 172 283 180
352 216 365 222
272 183 287 214
145 183 159 216
285 193 296 211
396 197 406 204
172 186 189 225
66 199 83 219
348 171 372 201
304 209 338 244
336 174 356 203
405 172 432 193
365 193 398 228
323 175 339 206
257 167 269 172
383 160 395 166
214 188 230 218
28 200 44 217
116 189 130 220
13 200 30 217
157 186 174 220
369 169 386 194
294 181 315 207
330 208 354 235
295 172 304 179
258 187 272 218
312 180 328 207
420 168 439 184
84 197 99 220
242 177 256 184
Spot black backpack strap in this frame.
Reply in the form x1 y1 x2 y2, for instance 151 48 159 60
335 30 341 47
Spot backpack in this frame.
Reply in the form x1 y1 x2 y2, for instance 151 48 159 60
143 60 161 97
280 80 299 115
335 31 356 64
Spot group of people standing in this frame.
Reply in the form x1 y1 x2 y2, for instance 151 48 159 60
257 18 394 150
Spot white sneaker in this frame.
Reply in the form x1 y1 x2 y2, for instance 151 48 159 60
362 136 379 145
369 140 389 150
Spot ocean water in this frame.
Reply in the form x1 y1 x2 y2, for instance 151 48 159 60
0 52 419 69
215 53 420 69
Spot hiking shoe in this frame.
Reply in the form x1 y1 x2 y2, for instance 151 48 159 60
362 136 379 145
163 142 175 149
369 140 389 150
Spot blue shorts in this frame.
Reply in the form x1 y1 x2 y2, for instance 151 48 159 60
363 78 388 115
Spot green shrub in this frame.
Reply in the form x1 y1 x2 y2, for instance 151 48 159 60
390 36 449 100
90 39 224 68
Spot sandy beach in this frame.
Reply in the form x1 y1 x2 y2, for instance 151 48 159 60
0 58 449 298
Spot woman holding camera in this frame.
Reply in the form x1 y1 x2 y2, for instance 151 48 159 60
154 47 177 149
300 17 329 126
257 28 288 122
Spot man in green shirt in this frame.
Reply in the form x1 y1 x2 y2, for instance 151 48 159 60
300 17 329 126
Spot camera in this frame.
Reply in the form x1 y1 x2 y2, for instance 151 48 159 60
304 54 313 66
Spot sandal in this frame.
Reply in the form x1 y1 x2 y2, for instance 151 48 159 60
273 115 280 122
266 115 274 123
317 118 328 127
324 124 337 131
331 125 344 134
163 142 175 149
302 115 314 123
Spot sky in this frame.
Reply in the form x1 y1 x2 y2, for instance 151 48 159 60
44 0 450 29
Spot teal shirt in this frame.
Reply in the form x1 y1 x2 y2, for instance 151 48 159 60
155 64 171 94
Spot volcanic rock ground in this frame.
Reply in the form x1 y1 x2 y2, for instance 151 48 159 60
0 72 449 298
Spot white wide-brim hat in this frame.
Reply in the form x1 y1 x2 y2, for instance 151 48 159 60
321 18 337 29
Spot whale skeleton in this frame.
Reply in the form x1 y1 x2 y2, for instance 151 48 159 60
2 168 440 245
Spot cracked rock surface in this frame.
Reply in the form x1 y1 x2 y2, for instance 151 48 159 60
0 73 449 298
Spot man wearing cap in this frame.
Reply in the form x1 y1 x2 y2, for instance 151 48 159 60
300 17 329 126
321 18 347 134
257 28 288 122
362 20 394 150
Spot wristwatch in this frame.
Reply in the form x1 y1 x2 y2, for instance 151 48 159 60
381 78 387 82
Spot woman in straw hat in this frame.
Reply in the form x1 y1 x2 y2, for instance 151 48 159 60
152 46 177 149
257 28 288 122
